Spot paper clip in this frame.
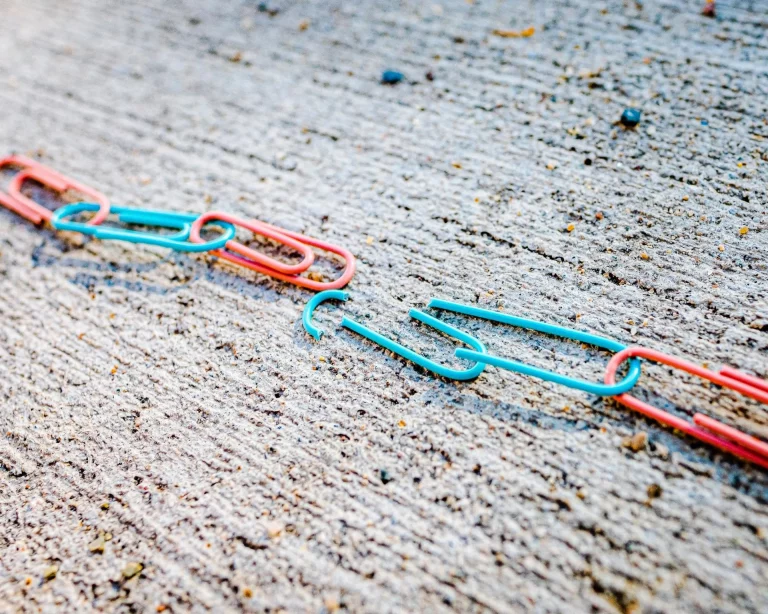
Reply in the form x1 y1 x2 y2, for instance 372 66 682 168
183 211 316 275
0 155 69 221
51 203 236 252
341 310 487 380
303 290 349 340
604 346 768 469
7 166 111 226
1 154 65 184
189 215 356 291
428 299 642 395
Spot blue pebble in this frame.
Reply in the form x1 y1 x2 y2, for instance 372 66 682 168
701 119 709 126
381 70 404 85
620 108 642 127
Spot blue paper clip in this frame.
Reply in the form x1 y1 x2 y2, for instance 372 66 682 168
428 299 641 395
303 290 349 340
51 203 236 252
341 309 487 380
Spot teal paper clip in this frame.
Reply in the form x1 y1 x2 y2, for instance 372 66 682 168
51 203 235 252
429 299 641 396
341 309 487 380
303 290 349 340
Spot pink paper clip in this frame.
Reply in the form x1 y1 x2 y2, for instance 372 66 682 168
188 211 315 275
604 346 768 469
6 166 110 226
0 155 70 221
1 154 66 184
189 214 356 291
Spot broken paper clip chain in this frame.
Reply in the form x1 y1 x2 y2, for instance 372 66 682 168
0 155 356 291
302 291 768 469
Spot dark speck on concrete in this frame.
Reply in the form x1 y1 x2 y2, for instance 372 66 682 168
381 70 404 85
620 108 642 128
380 469 393 484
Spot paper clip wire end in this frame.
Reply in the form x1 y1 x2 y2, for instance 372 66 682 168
302 290 349 340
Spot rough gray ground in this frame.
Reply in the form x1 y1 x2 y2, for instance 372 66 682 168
0 0 767 612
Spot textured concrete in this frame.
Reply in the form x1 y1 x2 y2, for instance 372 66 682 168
1 0 767 612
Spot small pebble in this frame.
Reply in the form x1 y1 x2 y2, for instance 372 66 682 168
623 431 647 452
381 70 404 85
702 2 716 17
43 565 58 581
739 226 749 235
566 223 575 232
122 562 143 580
380 469 393 484
266 521 284 538
647 484 662 499
425 70 434 81
620 108 642 128
88 535 106 554
491 26 535 38
324 594 341 612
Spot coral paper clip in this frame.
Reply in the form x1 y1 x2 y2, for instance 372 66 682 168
431 299 642 396
186 211 315 275
0 155 68 221
51 203 236 252
189 216 356 291
1 154 65 184
7 167 110 226
604 347 768 469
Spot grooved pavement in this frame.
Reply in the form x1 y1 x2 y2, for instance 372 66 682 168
0 1 767 612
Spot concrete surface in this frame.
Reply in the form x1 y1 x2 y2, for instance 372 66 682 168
0 0 767 612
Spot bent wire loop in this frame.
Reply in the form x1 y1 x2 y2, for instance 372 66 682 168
341 309 487 380
0 156 69 221
51 203 236 252
187 214 356 291
604 346 768 469
7 166 111 226
303 290 349 340
186 211 316 275
429 299 642 396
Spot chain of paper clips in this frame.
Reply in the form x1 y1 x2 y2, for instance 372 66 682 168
3 154 767 470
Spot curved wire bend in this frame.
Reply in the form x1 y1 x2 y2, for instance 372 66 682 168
303 290 349 340
189 216 356 292
51 204 236 252
605 346 768 469
189 211 316 275
429 298 642 396
8 167 110 226
341 309 487 380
